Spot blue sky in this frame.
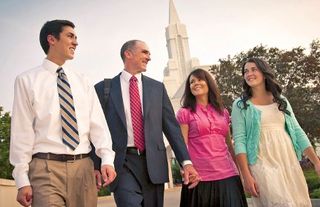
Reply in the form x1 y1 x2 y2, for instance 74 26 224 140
0 0 319 112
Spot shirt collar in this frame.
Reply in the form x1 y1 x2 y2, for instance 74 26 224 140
121 69 142 83
42 58 68 75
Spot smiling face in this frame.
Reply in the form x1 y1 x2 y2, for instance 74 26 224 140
243 62 265 89
189 75 209 98
124 41 151 75
47 26 78 65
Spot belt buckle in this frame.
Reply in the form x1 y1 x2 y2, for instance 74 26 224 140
66 155 75 163
62 154 67 161
137 149 141 156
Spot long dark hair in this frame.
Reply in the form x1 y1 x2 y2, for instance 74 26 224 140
181 68 224 113
239 58 290 115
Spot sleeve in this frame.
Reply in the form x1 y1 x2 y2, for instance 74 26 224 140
286 98 311 151
161 84 190 164
9 75 35 189
176 108 190 125
231 99 247 155
88 81 105 170
87 79 115 168
223 108 231 125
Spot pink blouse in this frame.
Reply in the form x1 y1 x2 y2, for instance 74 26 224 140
177 104 238 181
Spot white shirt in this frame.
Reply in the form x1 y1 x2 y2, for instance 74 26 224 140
10 59 115 189
120 70 143 147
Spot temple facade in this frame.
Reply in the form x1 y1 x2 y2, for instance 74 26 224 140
163 0 211 112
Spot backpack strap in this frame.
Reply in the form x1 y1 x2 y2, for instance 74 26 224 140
94 79 111 112
103 78 111 107
91 78 111 170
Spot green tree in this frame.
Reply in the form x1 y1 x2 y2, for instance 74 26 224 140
0 106 13 179
210 40 320 143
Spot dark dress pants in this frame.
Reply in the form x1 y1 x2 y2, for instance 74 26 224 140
113 153 164 207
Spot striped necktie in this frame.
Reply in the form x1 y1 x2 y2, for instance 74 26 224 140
57 68 80 150
129 76 145 151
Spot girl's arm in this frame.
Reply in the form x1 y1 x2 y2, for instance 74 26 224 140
236 153 260 197
304 147 320 176
179 124 189 145
226 131 236 163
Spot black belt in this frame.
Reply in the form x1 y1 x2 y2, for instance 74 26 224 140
126 147 145 156
32 152 89 162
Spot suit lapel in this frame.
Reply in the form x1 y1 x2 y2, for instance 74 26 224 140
110 74 127 127
142 75 152 118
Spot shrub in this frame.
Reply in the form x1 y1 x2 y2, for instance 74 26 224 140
171 158 182 184
98 186 111 196
304 169 320 198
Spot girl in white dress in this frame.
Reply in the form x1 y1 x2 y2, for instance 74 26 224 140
231 57 320 207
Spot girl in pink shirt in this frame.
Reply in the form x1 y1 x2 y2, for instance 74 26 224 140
177 68 247 207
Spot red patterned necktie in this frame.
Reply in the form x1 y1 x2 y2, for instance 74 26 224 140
129 76 145 151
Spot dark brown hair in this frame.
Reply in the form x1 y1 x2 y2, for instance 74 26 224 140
181 68 224 113
239 57 290 115
39 20 75 54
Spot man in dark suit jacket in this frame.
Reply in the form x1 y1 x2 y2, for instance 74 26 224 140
92 40 199 207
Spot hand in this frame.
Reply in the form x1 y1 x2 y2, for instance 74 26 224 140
183 164 200 189
101 165 117 187
94 170 102 190
17 186 32 207
243 173 259 197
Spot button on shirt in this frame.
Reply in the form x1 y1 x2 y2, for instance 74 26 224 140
10 59 115 189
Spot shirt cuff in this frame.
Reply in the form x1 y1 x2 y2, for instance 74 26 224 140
100 151 115 168
182 160 192 166
15 173 31 189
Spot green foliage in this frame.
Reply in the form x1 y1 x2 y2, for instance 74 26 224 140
98 186 111 196
304 169 320 198
0 106 13 179
171 158 182 184
310 188 320 199
210 39 320 143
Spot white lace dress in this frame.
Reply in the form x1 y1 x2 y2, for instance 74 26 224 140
249 103 311 207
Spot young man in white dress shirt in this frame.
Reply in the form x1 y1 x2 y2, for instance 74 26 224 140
9 19 116 207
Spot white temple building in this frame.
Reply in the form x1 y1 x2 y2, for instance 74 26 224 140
163 0 212 112
163 0 213 189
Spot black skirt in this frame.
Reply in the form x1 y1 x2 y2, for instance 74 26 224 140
180 175 248 207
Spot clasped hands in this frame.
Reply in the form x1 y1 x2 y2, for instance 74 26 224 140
95 164 200 189
181 164 200 189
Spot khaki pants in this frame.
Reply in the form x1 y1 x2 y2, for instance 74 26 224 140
29 157 97 207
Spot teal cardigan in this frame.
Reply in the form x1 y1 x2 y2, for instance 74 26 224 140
231 96 311 165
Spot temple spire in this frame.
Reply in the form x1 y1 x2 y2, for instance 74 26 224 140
164 0 199 99
169 0 180 24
